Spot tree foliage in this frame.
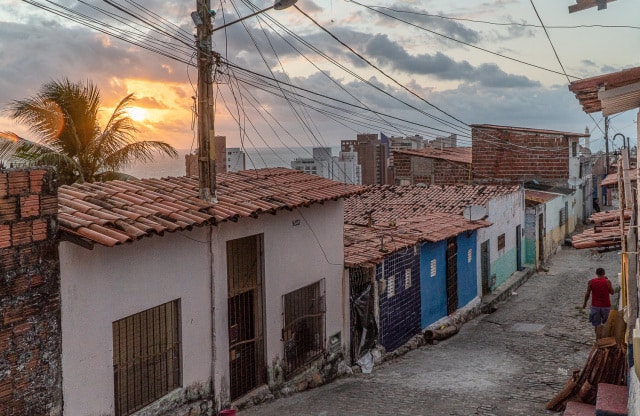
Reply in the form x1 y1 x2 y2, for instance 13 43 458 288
0 78 177 185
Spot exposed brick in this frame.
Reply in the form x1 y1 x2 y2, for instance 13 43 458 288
8 171 29 196
0 224 10 249
12 322 33 337
0 197 18 221
19 195 40 218
31 219 47 242
40 195 58 216
8 276 29 297
0 173 8 198
29 274 45 288
29 170 46 194
11 222 32 246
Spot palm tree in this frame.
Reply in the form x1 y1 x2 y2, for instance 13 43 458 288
0 78 177 185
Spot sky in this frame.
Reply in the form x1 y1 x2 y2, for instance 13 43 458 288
1 0 639 157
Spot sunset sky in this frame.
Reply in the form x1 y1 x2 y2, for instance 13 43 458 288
1 0 639 157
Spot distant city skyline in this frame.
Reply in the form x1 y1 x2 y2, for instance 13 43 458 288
1 1 638 154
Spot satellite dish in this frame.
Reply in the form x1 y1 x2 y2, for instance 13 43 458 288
463 205 488 221
567 177 583 187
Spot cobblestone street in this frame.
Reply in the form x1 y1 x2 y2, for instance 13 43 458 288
239 245 621 416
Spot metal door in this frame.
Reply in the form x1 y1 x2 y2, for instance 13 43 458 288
480 240 490 296
227 235 265 400
446 238 458 314
516 224 522 271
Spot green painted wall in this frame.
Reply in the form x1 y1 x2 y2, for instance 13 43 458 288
492 247 517 288
524 238 536 265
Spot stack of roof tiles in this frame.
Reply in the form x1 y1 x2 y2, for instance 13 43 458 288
58 168 363 248
571 209 631 249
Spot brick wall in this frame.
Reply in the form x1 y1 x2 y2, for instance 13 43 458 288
393 152 470 185
0 168 60 416
472 127 570 183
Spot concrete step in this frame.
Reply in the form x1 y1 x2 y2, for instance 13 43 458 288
595 383 628 416
564 401 596 416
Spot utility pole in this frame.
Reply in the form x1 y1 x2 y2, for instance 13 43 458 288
196 0 216 202
604 115 610 175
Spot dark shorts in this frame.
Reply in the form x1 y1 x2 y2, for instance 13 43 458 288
589 306 611 327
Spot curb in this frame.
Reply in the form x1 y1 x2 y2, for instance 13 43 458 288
480 267 536 313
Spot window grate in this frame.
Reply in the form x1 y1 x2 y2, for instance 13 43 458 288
282 280 325 378
113 299 181 416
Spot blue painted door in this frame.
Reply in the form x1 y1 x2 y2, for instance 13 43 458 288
420 240 447 328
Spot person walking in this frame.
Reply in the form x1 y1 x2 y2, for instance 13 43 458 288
582 267 614 339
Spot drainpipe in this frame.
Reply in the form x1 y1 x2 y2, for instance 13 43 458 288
209 225 216 409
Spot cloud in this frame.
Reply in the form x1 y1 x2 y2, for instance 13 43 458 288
364 34 540 88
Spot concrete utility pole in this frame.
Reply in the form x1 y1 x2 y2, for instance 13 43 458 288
196 0 216 202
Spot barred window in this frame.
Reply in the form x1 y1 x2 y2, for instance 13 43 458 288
282 280 325 378
113 299 181 416
559 204 568 226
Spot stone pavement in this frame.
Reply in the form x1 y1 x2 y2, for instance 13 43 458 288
239 245 621 416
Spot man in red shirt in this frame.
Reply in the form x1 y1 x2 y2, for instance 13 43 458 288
582 267 614 340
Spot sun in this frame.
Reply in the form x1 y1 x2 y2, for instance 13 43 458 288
128 107 148 122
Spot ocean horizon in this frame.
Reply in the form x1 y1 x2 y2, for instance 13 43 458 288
123 146 337 179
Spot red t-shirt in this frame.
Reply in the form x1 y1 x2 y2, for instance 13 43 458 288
590 277 611 308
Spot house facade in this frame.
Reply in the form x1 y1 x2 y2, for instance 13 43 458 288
344 213 489 359
52 168 361 415
344 184 524 299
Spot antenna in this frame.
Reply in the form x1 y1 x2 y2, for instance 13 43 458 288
463 205 488 221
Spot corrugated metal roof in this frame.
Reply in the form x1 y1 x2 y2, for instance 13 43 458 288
344 213 491 266
524 189 562 205
344 184 520 226
59 168 363 248
393 147 472 164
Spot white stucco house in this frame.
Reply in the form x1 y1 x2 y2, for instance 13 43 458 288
57 168 362 415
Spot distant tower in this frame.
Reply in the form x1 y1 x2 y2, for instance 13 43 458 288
584 126 590 150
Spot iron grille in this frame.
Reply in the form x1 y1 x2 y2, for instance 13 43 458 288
282 280 326 377
113 299 181 416
446 238 458 315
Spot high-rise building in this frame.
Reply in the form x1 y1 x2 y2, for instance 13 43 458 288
291 147 361 185
225 148 246 172
341 134 387 185
185 136 246 175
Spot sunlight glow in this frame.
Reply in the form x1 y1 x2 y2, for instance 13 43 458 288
128 107 148 122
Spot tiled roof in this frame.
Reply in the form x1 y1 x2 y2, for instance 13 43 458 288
344 213 491 267
393 147 472 164
58 168 363 248
600 172 636 187
344 184 520 226
470 124 589 138
568 66 640 115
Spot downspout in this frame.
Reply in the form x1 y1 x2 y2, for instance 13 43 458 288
209 224 216 409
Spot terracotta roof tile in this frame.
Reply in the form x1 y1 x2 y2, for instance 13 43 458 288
345 184 519 226
525 189 562 205
344 213 491 266
58 168 363 248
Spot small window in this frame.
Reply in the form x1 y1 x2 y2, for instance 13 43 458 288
388 275 396 298
113 299 181 416
405 269 412 289
497 234 506 251
430 259 437 277
467 248 473 263
559 205 568 226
